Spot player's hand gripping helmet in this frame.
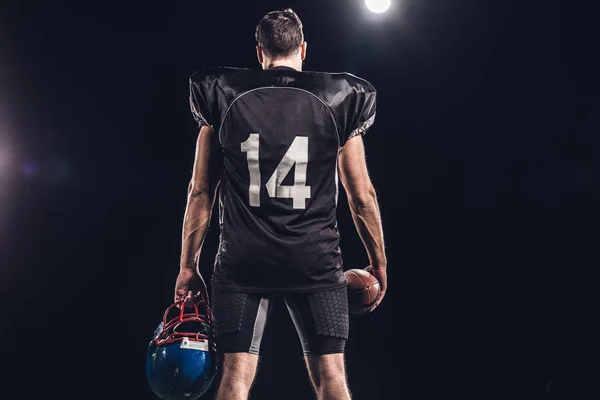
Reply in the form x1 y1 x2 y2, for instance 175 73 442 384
146 296 218 399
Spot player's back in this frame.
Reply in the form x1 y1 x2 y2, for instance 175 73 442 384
189 66 376 293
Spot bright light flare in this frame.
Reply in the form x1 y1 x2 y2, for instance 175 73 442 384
365 0 391 13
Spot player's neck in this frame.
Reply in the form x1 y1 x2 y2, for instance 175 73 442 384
264 59 302 72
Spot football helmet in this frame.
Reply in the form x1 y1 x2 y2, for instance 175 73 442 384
146 297 218 400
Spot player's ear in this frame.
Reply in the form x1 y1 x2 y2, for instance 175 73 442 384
256 45 264 65
300 42 307 61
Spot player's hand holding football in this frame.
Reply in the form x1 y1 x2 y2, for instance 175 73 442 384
174 268 208 308
366 264 387 308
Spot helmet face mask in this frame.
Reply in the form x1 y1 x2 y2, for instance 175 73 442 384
146 300 218 400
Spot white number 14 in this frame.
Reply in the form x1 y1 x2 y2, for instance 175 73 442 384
241 134 311 209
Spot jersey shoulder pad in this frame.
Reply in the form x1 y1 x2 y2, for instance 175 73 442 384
188 67 251 129
323 72 377 145
333 72 376 95
190 66 251 84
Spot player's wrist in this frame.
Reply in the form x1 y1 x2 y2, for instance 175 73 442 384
370 261 387 271
179 264 198 272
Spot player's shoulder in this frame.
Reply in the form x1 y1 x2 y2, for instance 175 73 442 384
301 69 374 93
189 66 250 84
328 71 376 94
299 70 376 100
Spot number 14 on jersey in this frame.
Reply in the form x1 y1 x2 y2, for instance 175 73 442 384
241 134 311 209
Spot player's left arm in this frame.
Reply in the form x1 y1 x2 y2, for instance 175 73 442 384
175 125 222 306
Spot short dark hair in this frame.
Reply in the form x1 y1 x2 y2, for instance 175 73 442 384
255 8 304 59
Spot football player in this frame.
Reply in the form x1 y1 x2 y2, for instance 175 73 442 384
174 8 387 400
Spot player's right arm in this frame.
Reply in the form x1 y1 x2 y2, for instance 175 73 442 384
338 134 387 307
174 124 222 307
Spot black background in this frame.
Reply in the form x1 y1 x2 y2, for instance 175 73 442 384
0 0 596 399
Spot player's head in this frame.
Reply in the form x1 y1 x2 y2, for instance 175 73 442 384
255 8 307 70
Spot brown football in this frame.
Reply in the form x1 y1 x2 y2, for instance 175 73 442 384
345 268 381 315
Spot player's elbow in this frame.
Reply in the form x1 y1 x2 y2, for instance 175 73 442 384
188 184 210 199
349 185 377 214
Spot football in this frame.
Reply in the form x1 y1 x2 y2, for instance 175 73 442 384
345 267 381 315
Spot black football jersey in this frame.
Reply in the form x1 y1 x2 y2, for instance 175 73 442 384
189 66 376 293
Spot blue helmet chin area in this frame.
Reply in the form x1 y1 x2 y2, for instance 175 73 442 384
146 340 217 400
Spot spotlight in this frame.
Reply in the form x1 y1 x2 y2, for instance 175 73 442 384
365 0 391 13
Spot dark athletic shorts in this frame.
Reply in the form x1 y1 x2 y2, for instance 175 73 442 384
210 286 349 356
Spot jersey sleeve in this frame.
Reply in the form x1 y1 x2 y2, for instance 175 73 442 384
188 71 213 128
345 83 376 144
